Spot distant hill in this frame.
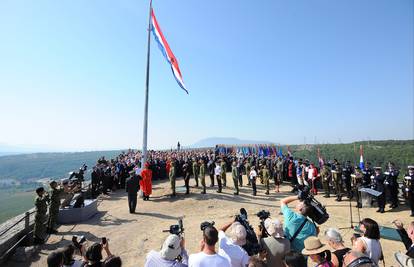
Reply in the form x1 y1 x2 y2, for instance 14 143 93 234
191 137 274 148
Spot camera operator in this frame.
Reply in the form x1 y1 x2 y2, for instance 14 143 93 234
217 218 249 267
144 234 188 267
188 225 230 267
256 218 290 267
280 195 317 252
61 244 84 267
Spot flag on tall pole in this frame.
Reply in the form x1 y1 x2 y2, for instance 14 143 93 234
359 144 365 169
142 0 188 166
150 8 188 93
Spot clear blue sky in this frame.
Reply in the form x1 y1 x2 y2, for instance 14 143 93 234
0 0 413 151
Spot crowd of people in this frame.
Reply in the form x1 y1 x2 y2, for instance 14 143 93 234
35 146 414 267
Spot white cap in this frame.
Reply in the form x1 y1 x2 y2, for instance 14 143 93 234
160 235 181 260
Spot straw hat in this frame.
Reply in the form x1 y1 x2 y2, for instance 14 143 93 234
301 236 329 255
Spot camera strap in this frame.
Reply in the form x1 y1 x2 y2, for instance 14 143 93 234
289 218 308 243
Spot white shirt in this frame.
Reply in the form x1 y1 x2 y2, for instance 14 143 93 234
218 231 249 267
189 252 230 267
215 165 222 176
249 170 257 180
308 167 314 179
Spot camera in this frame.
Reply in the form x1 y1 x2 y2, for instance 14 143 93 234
163 219 184 236
200 221 215 231
297 185 329 225
235 208 262 256
256 210 271 238
72 235 86 252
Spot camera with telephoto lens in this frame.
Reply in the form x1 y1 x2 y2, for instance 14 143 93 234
200 221 215 231
163 219 184 236
235 208 262 256
297 185 329 224
256 210 271 238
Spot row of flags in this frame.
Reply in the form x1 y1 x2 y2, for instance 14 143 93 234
215 145 288 157
318 144 365 169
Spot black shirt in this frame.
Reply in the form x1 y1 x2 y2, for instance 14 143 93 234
333 247 351 267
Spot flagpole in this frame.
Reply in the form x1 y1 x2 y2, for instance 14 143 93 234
142 0 153 167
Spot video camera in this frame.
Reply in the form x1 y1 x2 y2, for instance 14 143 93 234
235 208 262 256
163 219 184 236
72 235 86 254
69 164 88 186
297 185 329 224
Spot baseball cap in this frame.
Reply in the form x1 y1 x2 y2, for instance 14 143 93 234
160 235 181 260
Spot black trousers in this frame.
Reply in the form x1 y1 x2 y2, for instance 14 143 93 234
128 194 137 213
251 178 257 195
184 174 190 193
209 173 215 186
377 192 385 209
409 192 414 214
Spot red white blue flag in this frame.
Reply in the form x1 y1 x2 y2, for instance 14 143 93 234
359 145 365 169
150 9 188 94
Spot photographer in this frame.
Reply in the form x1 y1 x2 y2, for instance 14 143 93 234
62 244 83 267
257 218 290 267
218 219 250 267
280 195 317 252
144 234 188 267
189 225 230 267
84 241 113 267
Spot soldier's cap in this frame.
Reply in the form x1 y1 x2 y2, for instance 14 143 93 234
408 166 414 170
49 180 57 186
374 167 382 170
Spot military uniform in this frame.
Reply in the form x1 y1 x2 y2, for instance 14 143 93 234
245 161 251 186
221 160 227 187
34 192 49 243
404 166 414 216
332 160 343 201
385 165 399 208
342 162 354 199
362 164 374 187
193 160 200 187
199 161 206 194
183 161 192 194
276 158 284 186
48 186 64 233
353 168 364 208
320 165 331 197
169 161 176 196
262 165 270 195
231 162 239 195
373 168 386 213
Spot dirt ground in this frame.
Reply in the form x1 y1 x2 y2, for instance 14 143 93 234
5 174 412 267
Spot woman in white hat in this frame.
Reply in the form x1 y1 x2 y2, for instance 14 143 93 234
302 236 333 267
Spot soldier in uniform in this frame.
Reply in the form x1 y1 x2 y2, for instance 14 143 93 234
183 160 192 194
192 158 200 187
385 162 400 209
404 166 414 216
320 164 331 198
220 159 227 187
47 181 64 234
237 159 243 187
276 157 284 188
353 167 364 208
231 161 239 195
342 161 354 199
362 162 374 188
332 159 343 201
199 159 206 194
207 157 215 187
169 159 176 197
373 167 386 213
262 164 270 195
33 187 49 244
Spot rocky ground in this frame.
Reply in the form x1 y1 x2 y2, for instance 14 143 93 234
5 175 412 267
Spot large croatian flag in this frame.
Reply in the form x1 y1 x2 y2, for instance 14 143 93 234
150 9 188 94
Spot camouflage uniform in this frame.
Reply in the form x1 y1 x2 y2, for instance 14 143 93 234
262 165 270 195
169 161 176 196
320 165 331 197
199 161 206 194
48 187 64 232
192 161 200 187
245 162 251 186
232 162 239 195
34 194 49 241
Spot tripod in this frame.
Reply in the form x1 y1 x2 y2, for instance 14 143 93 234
339 185 361 230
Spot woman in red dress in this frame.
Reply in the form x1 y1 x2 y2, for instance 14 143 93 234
140 163 153 201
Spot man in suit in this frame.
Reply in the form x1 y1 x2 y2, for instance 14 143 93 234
393 220 414 258
126 170 140 213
